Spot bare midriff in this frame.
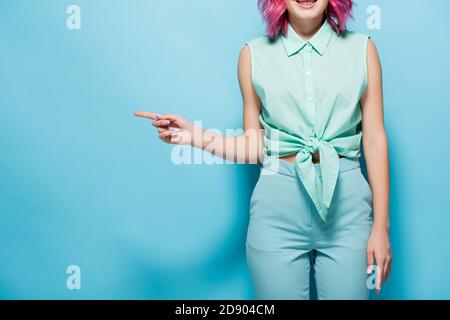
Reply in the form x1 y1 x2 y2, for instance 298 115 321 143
278 151 344 164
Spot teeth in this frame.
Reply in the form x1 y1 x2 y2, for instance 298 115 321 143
296 1 315 4
296 1 316 7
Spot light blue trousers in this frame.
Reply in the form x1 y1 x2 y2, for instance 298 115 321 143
246 155 373 300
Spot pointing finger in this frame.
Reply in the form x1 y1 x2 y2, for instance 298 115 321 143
133 111 161 119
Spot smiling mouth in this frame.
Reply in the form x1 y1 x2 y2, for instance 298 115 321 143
294 0 318 9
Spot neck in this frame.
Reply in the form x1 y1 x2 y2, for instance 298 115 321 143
288 14 326 41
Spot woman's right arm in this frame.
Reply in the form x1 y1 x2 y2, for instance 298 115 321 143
134 44 264 164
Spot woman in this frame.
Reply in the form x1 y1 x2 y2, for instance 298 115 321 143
134 0 392 300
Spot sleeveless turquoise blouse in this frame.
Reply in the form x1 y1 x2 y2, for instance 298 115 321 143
246 19 370 223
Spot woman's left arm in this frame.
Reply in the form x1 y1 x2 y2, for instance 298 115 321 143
360 37 392 295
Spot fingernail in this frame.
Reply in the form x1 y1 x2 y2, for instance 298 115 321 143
366 265 373 274
376 288 381 295
164 120 171 125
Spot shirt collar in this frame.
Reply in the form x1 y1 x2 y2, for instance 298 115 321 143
281 19 334 57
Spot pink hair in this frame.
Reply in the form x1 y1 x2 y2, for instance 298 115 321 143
257 0 354 39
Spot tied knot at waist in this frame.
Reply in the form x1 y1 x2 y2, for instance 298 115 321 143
304 136 320 153
294 138 340 223
262 128 362 223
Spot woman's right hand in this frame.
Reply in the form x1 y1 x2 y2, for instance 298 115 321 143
133 111 197 145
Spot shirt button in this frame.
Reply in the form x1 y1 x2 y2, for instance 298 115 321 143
306 71 312 75
308 96 313 101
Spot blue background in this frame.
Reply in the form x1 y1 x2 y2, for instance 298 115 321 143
1 0 449 299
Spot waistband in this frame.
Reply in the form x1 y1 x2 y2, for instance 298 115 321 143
261 154 360 177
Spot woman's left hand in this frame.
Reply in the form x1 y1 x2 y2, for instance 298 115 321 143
366 226 392 294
